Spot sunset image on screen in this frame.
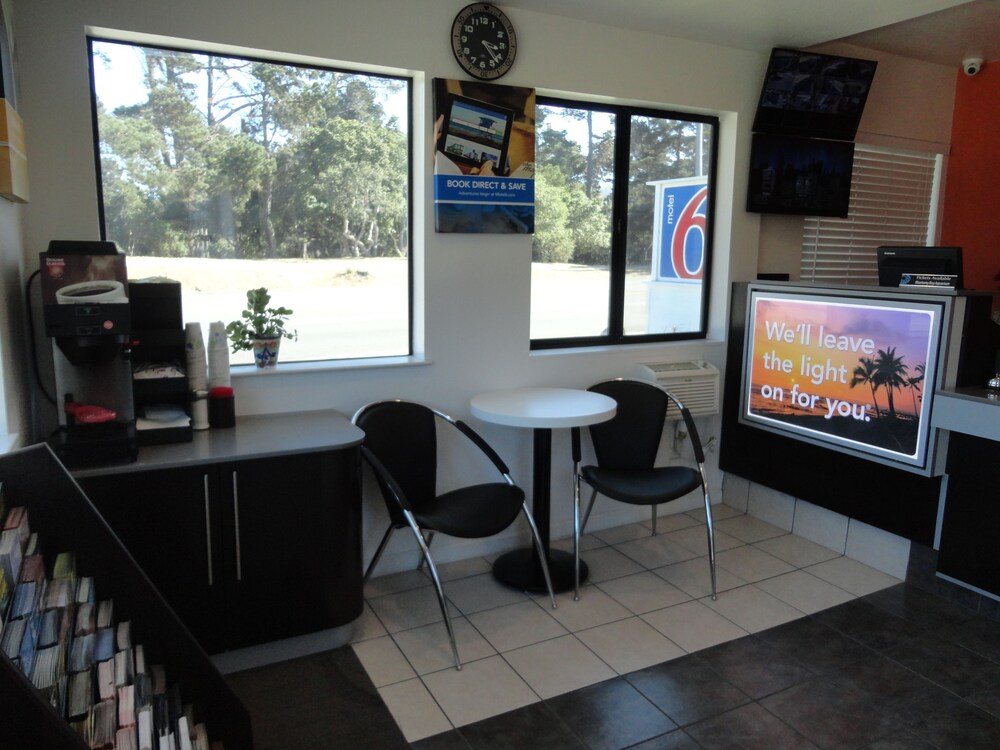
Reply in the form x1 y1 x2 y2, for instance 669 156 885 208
745 293 938 459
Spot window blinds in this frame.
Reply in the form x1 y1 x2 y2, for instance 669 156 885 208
800 145 940 284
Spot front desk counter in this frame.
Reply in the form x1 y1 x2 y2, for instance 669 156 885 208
932 388 1000 598
73 411 366 655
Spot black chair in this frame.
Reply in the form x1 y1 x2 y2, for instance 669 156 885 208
353 400 557 670
571 379 717 601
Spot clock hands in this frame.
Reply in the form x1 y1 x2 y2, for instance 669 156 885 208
481 40 501 63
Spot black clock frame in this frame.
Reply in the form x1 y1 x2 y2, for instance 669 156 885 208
451 3 517 81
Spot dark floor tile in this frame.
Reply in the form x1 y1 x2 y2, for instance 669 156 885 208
411 729 473 750
457 701 583 750
814 598 925 652
967 682 1000 721
760 678 900 749
861 730 938 749
906 696 1000 749
934 609 1000 664
698 635 813 699
624 729 702 749
864 583 978 631
827 653 940 715
685 702 818 749
226 647 409 750
625 654 750 727
546 677 675 750
757 615 876 675
883 631 1000 697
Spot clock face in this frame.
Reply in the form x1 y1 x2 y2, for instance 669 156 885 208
451 3 517 80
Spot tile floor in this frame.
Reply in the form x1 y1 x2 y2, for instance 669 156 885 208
350 504 906 743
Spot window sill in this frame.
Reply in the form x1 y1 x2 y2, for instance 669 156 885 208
229 354 430 379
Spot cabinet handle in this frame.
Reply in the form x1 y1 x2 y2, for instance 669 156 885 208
232 471 243 581
203 474 213 587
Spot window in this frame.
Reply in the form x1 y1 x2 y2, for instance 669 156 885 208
800 144 941 284
89 38 411 365
530 98 717 348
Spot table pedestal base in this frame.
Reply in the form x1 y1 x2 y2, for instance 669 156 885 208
492 547 588 594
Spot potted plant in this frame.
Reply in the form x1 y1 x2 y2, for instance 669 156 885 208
226 287 297 367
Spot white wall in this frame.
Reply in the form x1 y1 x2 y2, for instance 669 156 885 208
8 0 763 573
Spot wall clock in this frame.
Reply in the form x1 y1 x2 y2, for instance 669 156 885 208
451 3 517 80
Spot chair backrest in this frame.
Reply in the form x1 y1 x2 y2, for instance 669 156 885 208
354 401 438 523
587 379 669 470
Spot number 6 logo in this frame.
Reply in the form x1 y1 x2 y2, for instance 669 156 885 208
671 187 707 280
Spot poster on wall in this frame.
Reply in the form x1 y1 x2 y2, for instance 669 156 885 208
739 286 948 473
433 78 535 233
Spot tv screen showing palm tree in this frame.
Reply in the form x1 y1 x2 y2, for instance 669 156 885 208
739 285 950 475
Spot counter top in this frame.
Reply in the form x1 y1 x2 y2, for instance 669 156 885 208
72 410 365 478
932 387 1000 443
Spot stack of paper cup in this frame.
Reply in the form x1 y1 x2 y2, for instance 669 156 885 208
185 323 209 430
207 321 231 389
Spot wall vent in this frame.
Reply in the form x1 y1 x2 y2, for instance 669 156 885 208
633 360 721 420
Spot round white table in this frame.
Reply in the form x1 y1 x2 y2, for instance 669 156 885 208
470 387 617 593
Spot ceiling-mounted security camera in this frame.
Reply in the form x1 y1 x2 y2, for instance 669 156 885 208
963 57 984 76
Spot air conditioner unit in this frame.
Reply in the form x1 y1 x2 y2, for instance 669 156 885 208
633 360 721 420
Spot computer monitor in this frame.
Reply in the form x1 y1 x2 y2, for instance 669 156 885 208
876 246 963 289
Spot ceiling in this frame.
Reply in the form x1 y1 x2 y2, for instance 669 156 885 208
502 0 1000 69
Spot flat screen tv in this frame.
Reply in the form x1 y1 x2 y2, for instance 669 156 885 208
739 284 951 475
746 133 854 217
877 246 963 289
752 47 877 141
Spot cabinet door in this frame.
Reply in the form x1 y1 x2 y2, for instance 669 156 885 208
222 449 362 649
79 467 227 654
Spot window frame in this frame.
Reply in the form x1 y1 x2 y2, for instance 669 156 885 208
531 95 719 350
86 35 415 365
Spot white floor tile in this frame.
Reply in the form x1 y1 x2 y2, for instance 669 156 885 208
642 600 748 652
805 556 902 596
592 522 653 545
703 584 804 633
546 586 633 632
365 568 430 598
715 514 788 543
443 572 529 615
434 556 494 582
421 654 539 727
597 571 691 614
754 569 856 614
686 502 744 524
579 545 646 583
576 617 685 674
378 677 453 742
350 602 388 642
753 534 841 568
392 617 496 675
715 544 796 583
653 557 746 599
351 635 416 687
614 533 700 569
467 600 568 652
503 634 616 699
663 525 743 555
551 532 606 554
367 585 452 634
641 511 704 533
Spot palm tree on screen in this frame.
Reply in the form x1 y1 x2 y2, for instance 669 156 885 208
874 347 908 419
850 356 881 419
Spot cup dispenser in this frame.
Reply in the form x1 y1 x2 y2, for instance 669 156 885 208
40 240 138 467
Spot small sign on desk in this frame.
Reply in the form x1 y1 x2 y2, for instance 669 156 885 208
899 273 958 288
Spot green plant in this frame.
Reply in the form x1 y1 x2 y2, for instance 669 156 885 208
226 287 298 353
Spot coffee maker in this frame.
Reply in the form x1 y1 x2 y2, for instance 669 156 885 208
40 240 137 466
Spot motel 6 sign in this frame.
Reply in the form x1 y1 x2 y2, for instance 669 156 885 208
649 176 709 282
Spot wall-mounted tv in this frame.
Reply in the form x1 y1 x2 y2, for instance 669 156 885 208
746 133 854 217
877 246 964 289
739 284 951 475
752 48 877 141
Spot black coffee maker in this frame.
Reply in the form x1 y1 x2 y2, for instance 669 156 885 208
40 240 137 466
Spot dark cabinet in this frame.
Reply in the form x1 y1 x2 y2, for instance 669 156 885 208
78 447 363 654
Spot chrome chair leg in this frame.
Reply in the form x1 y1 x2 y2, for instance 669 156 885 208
405 511 462 670
581 488 598 536
417 530 436 574
573 470 581 601
651 505 657 535
364 524 396 584
700 469 717 600
521 502 557 609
